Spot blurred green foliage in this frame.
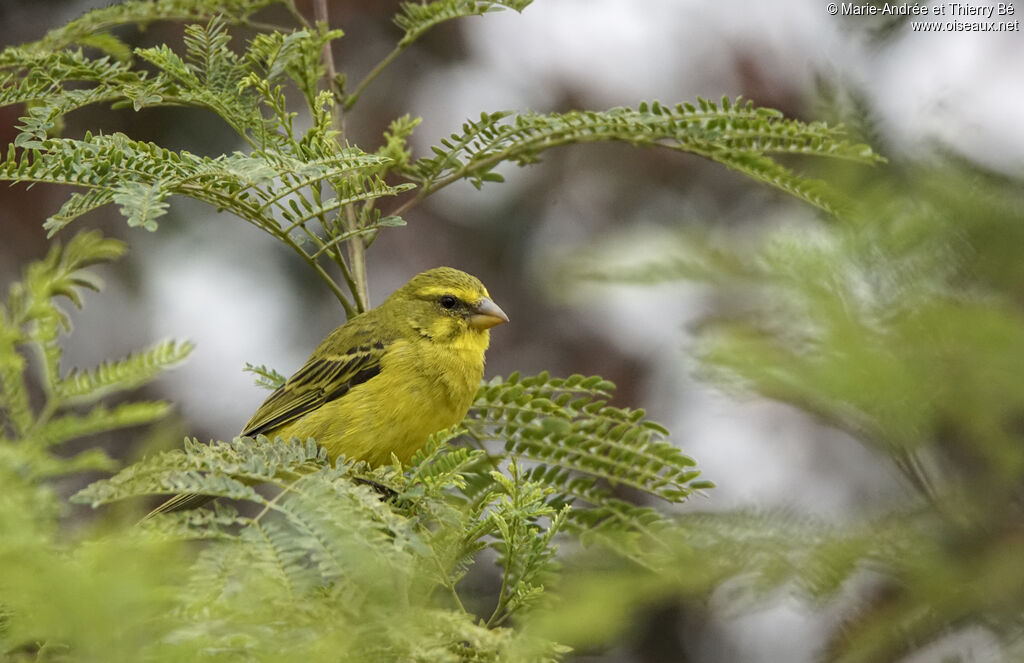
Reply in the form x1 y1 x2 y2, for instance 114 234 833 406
564 159 1024 660
4 0 1019 661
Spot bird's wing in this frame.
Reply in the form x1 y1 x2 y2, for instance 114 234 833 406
144 334 388 520
241 335 387 438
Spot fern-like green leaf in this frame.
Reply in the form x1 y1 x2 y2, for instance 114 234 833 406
409 100 884 216
46 189 117 234
469 372 704 506
406 432 486 495
28 231 127 310
244 362 287 390
2 229 185 487
395 0 534 46
273 467 422 588
57 339 194 402
112 180 171 231
71 436 328 508
0 314 32 438
29 0 284 52
31 401 172 447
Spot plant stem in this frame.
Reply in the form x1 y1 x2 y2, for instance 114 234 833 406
312 0 343 138
180 184 357 317
342 207 369 312
343 44 405 111
431 554 467 613
282 0 311 28
312 0 370 312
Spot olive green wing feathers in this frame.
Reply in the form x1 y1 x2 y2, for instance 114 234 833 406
242 336 387 437
144 491 219 517
146 323 392 518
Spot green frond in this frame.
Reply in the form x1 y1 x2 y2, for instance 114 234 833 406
0 48 136 109
377 114 422 172
0 231 182 484
524 465 673 538
409 100 884 215
47 189 117 231
25 445 121 480
469 372 704 505
31 401 172 448
247 29 312 82
29 231 127 308
75 32 135 62
710 149 853 215
0 231 171 452
132 44 197 88
57 339 193 402
0 232 128 404
243 362 287 390
242 518 324 595
484 460 568 626
531 509 918 653
1 131 408 250
71 436 328 508
112 180 171 231
273 467 422 587
406 433 486 495
395 0 534 46
28 0 284 52
133 23 265 140
251 24 343 103
0 318 32 438
182 17 235 86
140 502 253 541
179 536 258 610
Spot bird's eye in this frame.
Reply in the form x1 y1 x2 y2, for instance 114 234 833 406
439 295 458 309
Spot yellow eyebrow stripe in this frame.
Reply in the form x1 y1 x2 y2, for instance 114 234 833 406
417 285 488 300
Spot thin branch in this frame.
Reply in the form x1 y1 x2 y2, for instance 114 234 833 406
486 459 522 628
310 225 377 260
342 44 405 111
276 230 357 318
388 186 429 220
342 203 368 311
282 0 312 29
182 184 357 317
235 19 298 33
311 0 342 126
312 0 370 313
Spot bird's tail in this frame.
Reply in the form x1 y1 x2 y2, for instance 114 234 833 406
143 492 216 519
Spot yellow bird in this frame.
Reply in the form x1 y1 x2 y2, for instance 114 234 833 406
150 267 507 515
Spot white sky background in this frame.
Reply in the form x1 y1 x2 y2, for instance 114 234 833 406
55 2 1024 660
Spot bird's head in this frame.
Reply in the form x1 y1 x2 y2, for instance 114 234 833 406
390 267 509 344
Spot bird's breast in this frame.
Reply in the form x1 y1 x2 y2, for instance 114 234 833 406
388 335 485 414
311 335 485 465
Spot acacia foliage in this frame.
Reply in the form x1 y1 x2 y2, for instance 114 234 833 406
563 158 1024 659
0 0 897 661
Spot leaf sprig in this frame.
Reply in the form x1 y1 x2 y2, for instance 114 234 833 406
0 230 190 475
396 98 884 218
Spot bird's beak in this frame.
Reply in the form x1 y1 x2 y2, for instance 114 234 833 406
468 297 509 330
